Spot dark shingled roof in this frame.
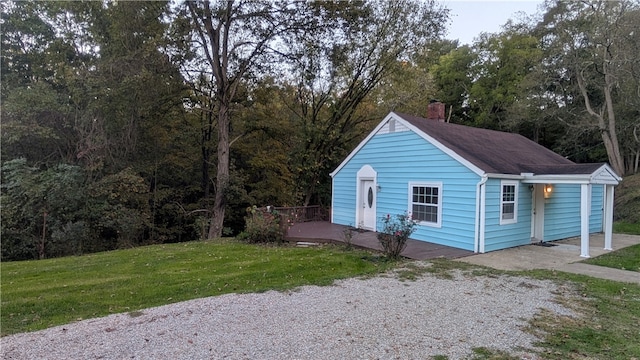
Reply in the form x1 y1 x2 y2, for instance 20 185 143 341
395 112 595 175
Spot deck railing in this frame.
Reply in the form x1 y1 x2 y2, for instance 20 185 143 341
273 205 328 223
252 205 328 238
277 206 328 236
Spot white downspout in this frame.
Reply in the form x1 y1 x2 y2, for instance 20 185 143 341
474 175 488 253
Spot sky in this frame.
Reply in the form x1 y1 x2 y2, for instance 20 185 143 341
441 0 545 45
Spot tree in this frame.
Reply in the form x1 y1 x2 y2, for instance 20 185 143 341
430 45 475 124
372 40 461 120
468 29 543 130
1 159 88 260
1 1 187 174
180 0 313 238
284 0 448 205
1 1 201 257
0 1 96 166
430 25 545 131
232 78 297 207
538 0 640 175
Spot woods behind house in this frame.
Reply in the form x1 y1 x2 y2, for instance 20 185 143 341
2 0 639 260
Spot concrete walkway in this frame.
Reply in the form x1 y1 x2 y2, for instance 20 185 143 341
457 234 640 285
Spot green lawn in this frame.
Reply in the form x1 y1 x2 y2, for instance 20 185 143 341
3 240 640 359
523 270 640 360
583 243 640 272
614 221 640 235
0 240 391 336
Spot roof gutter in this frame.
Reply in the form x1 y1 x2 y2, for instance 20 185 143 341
485 173 524 180
520 174 618 185
474 174 488 253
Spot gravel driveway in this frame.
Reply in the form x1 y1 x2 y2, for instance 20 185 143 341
1 268 574 359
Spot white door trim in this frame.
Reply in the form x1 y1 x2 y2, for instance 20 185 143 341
356 165 377 231
531 184 545 242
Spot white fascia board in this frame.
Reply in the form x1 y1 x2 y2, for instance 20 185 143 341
521 164 621 185
396 113 486 177
329 113 395 178
521 175 592 184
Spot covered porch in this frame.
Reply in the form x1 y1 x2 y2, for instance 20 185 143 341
521 163 622 258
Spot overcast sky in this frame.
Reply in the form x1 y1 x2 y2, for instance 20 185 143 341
441 0 545 45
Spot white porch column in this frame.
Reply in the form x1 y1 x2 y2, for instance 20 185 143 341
580 184 591 258
604 185 615 251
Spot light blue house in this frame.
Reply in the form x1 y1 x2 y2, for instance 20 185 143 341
330 108 621 256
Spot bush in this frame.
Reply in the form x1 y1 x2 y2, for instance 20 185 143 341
377 213 417 259
237 206 285 243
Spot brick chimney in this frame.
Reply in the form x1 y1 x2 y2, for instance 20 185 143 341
427 100 445 122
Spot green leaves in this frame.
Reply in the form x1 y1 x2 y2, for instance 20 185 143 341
378 213 417 259
1 159 86 260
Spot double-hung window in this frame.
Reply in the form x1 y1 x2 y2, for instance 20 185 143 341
500 181 518 225
409 182 442 227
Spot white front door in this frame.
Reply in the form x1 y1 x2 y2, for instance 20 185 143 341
359 180 376 230
531 185 545 241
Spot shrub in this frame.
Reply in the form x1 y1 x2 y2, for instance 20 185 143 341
377 213 417 259
237 206 285 243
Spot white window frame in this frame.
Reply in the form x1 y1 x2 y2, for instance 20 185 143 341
500 180 518 225
408 182 442 228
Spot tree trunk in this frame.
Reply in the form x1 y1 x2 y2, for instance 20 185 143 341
576 70 626 176
208 102 229 239
201 98 214 199
39 211 47 259
602 72 625 175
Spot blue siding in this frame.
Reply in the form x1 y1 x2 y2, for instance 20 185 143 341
483 180 532 252
544 184 603 241
332 125 607 252
332 131 480 251
545 184 579 240
332 171 358 226
590 184 604 232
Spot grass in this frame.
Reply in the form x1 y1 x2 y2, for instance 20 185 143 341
522 270 640 360
613 221 640 235
387 257 640 359
0 240 392 336
422 263 640 359
3 240 640 359
583 243 640 272
399 257 640 360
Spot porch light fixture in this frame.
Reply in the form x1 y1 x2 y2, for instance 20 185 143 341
544 184 553 198
376 184 382 192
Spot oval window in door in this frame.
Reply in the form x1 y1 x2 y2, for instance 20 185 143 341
367 186 374 208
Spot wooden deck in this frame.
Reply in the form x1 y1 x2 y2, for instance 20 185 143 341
286 221 473 260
